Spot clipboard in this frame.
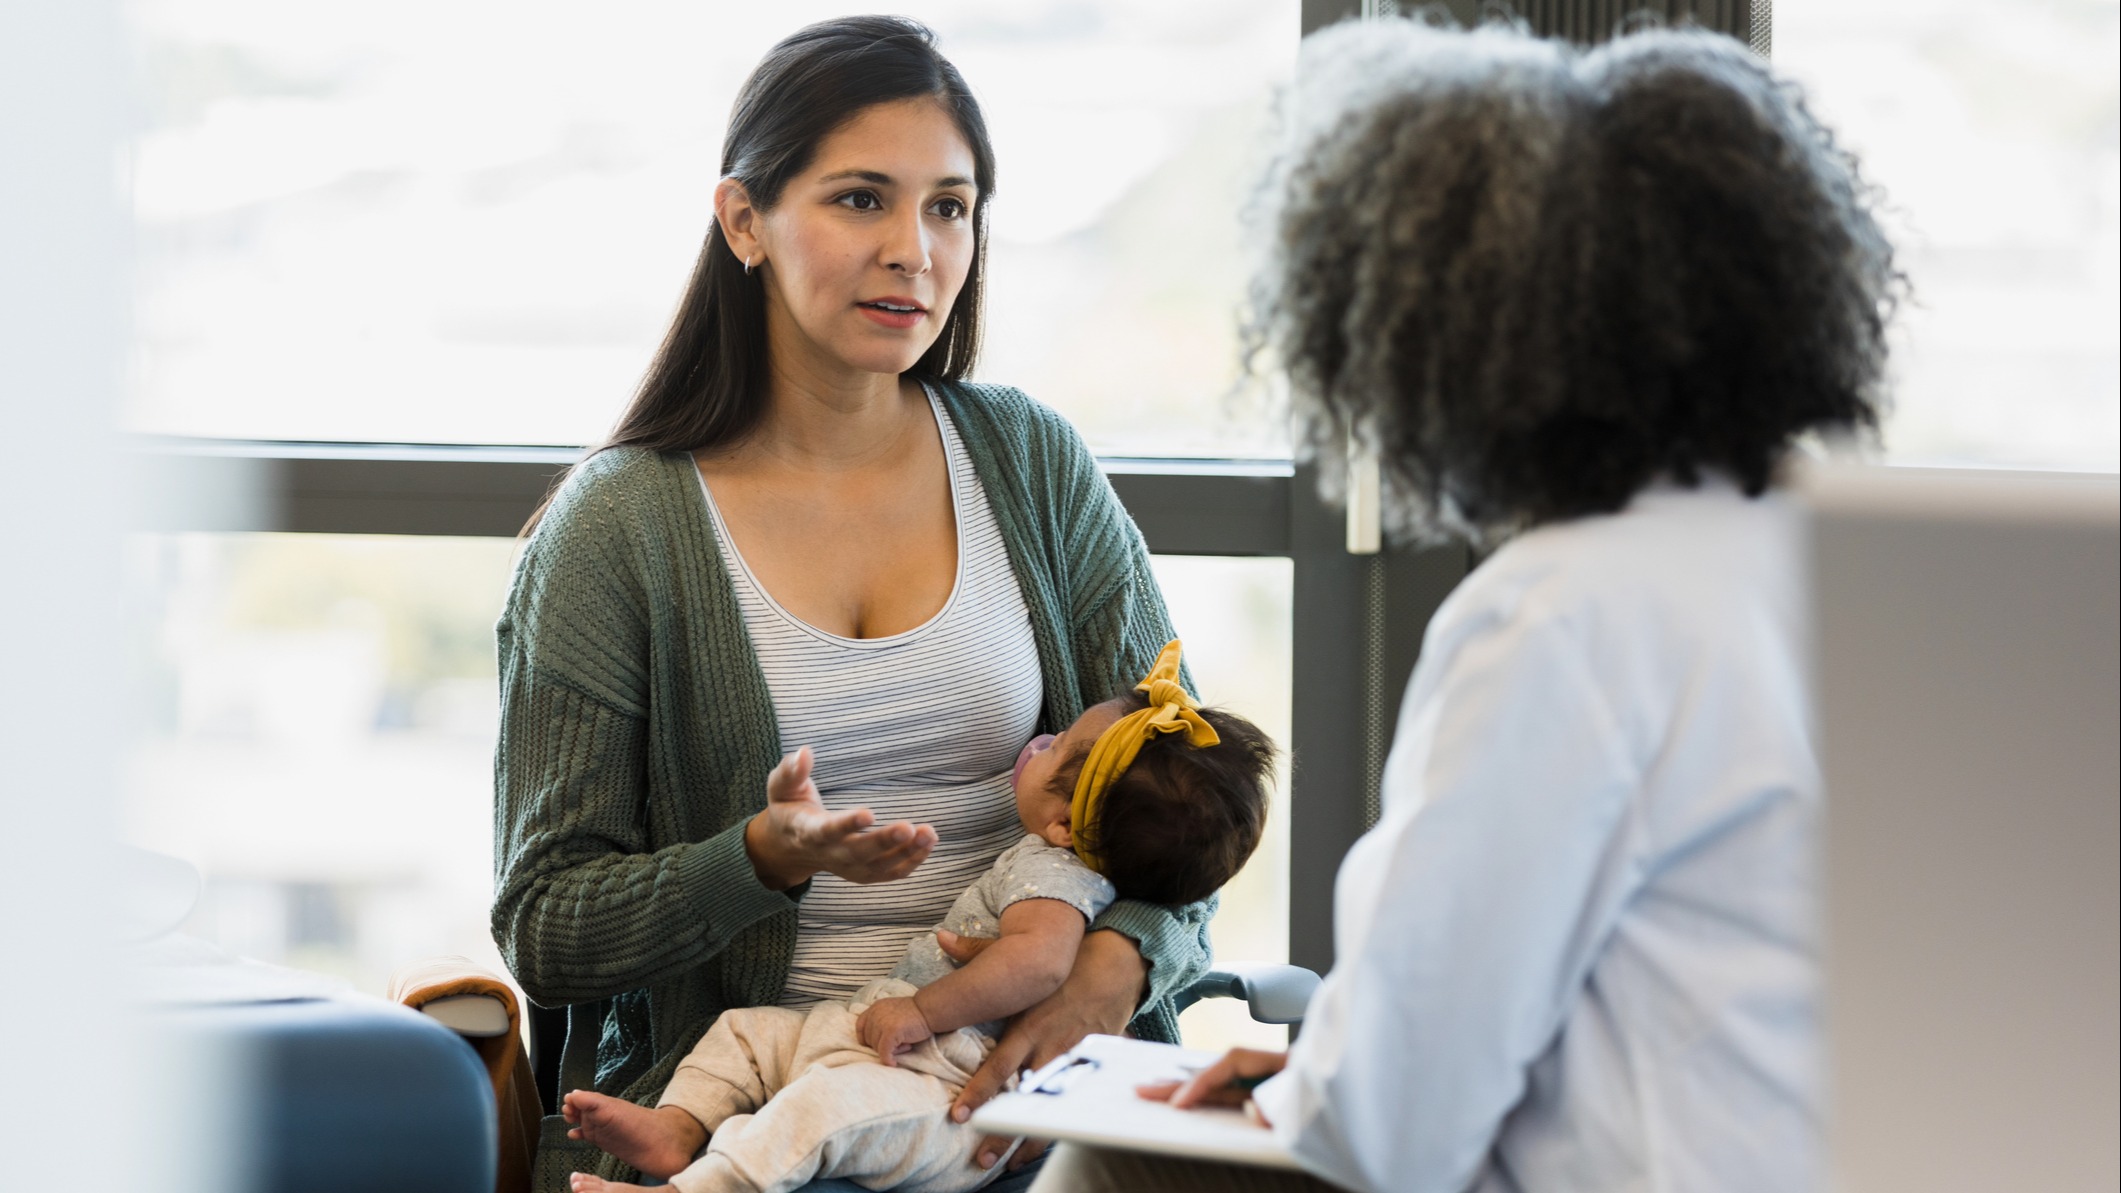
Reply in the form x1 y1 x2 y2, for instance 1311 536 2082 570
967 1034 1302 1171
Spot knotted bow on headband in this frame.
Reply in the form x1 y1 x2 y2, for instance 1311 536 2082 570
1070 639 1221 875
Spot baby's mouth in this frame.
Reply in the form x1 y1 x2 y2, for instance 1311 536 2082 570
1012 734 1056 789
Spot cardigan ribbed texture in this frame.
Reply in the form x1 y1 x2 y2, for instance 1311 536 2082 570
491 380 1215 1187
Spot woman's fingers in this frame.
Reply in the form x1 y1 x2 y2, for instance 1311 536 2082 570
823 820 935 882
845 840 935 883
767 746 821 805
815 806 876 840
764 767 938 884
1004 1136 1050 1172
955 1009 1067 1169
954 1028 1030 1126
868 823 936 862
933 928 996 964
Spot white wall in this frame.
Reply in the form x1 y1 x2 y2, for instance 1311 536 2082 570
0 0 132 1175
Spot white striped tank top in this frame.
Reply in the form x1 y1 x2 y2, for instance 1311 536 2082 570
696 389 1045 1007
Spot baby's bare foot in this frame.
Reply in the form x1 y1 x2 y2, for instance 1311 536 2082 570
569 1174 652 1193
562 1090 706 1180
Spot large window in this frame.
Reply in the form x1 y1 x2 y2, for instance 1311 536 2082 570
125 0 1315 1041
126 535 519 993
1778 0 2120 472
124 535 1294 1050
128 0 2114 1067
128 0 1299 457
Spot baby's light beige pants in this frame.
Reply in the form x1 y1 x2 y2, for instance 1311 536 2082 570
657 978 1005 1193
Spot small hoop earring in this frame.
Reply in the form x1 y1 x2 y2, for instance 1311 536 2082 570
743 256 756 276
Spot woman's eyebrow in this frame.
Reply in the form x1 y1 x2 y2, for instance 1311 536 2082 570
816 168 974 190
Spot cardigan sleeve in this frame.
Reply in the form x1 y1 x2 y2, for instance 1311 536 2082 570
490 494 796 1007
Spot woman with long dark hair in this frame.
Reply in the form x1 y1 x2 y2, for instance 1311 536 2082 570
491 18 1214 1191
1034 18 1898 1193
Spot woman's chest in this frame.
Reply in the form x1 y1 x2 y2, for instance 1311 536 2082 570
739 504 1045 802
765 619 1042 793
700 460 957 641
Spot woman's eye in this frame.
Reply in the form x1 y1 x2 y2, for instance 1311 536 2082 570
931 197 967 221
837 190 882 211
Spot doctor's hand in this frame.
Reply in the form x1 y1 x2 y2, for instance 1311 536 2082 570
744 746 937 890
1137 1047 1288 1119
949 928 1150 1173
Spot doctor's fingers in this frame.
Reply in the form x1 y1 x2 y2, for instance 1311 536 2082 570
1168 1048 1286 1110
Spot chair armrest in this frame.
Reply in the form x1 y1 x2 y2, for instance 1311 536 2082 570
416 993 513 1038
1179 961 1321 1025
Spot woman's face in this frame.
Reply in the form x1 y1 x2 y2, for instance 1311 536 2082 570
741 97 979 381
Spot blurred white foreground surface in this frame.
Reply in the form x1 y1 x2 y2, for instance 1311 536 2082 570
1807 465 2119 1191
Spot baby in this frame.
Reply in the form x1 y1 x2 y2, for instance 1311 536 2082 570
564 640 1274 1193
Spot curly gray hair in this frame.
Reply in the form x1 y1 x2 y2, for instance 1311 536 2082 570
1245 19 1900 543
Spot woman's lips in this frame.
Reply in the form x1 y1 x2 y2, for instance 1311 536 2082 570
857 300 925 330
1012 734 1056 789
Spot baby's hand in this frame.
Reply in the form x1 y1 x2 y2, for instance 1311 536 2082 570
858 996 934 1066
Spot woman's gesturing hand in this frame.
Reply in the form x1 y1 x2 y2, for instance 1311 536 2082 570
947 928 1150 1172
744 746 938 890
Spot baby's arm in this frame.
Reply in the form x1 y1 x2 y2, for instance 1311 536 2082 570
858 899 1087 1061
915 898 1087 1032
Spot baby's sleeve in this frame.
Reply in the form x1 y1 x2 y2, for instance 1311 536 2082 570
991 842 1118 924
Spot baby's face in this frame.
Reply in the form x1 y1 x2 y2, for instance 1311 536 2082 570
1010 698 1128 847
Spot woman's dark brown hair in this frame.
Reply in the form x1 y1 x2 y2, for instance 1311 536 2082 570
527 16 994 531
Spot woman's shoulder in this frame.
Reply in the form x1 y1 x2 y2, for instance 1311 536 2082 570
529 447 694 553
511 446 702 616
933 379 1098 476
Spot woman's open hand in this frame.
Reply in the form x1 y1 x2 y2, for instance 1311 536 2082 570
744 746 938 890
947 928 1150 1172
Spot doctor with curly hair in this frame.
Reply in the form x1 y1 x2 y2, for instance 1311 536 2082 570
1034 19 1900 1193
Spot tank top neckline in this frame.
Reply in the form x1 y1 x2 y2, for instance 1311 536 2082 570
694 386 969 650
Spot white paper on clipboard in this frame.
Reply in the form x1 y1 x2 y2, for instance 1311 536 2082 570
967 1033 1301 1171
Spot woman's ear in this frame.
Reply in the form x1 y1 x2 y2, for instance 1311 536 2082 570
714 178 763 272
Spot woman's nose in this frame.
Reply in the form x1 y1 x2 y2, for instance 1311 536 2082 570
881 210 931 277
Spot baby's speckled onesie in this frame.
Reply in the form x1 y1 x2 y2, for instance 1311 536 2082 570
656 835 1116 1193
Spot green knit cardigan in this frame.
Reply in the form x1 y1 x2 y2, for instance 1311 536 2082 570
491 380 1216 1184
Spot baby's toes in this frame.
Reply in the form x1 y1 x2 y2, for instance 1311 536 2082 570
569 1174 606 1193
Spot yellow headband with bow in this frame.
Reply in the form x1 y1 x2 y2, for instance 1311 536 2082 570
1070 639 1220 875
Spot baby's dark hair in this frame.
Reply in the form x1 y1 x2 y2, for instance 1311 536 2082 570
1051 696 1276 906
